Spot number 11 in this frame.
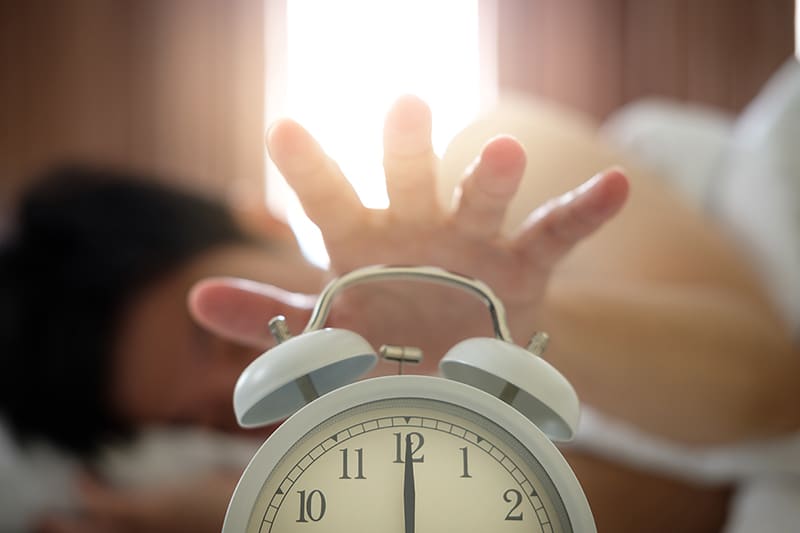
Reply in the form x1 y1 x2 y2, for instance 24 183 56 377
339 448 366 479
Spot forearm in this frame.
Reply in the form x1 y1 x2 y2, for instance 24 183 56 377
533 277 800 445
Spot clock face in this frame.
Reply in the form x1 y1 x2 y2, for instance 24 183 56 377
243 397 572 533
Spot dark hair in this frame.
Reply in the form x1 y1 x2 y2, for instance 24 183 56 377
0 165 255 457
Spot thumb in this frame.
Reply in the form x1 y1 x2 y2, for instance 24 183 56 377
188 277 315 348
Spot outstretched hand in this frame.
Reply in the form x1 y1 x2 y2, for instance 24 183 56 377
190 95 628 369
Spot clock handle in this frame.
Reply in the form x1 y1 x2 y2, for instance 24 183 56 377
301 265 515 343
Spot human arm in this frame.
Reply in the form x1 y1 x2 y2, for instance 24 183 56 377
264 102 626 359
191 95 799 447
536 276 799 445
432 99 800 446
190 95 627 371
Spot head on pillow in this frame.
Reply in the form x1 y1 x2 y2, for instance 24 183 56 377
0 166 264 456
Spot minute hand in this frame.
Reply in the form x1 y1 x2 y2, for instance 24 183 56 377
403 434 416 533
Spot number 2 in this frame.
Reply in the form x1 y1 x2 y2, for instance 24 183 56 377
503 489 523 521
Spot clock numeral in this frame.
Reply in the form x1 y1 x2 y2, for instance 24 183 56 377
339 448 366 479
503 489 524 521
296 489 326 523
393 432 425 463
459 446 472 478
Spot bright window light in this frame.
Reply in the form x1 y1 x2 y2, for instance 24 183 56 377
266 0 492 267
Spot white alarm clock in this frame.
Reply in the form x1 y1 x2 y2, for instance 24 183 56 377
223 265 595 532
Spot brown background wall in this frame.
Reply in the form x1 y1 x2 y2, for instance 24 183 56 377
0 0 795 210
0 0 266 210
497 0 795 121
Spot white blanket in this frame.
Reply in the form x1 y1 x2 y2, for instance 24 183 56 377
599 58 800 532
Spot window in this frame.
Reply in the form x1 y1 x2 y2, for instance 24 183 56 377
265 0 496 266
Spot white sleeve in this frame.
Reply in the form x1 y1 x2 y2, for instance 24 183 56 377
571 406 800 485
724 478 800 533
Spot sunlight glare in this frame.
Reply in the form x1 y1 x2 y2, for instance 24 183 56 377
267 0 484 267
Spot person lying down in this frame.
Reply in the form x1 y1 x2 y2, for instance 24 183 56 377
1 93 797 532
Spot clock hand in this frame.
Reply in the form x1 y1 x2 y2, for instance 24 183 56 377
403 433 416 533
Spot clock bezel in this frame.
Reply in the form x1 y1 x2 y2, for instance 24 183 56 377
222 374 595 532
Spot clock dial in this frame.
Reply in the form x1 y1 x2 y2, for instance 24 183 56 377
246 398 572 533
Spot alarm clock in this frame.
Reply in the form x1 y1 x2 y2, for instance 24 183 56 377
223 265 595 532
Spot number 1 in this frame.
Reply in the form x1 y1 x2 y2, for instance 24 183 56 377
460 447 472 478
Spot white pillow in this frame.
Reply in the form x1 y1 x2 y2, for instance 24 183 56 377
601 59 800 339
710 59 800 339
601 98 734 206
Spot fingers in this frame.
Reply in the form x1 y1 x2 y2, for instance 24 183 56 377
383 95 440 223
451 135 526 239
266 119 365 243
188 277 315 348
512 168 629 269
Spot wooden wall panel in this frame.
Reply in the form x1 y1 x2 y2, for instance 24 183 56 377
685 0 794 110
2 0 795 211
498 0 795 122
498 0 626 120
0 0 265 211
622 0 689 104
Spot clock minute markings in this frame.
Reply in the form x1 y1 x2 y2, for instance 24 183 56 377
269 409 555 530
